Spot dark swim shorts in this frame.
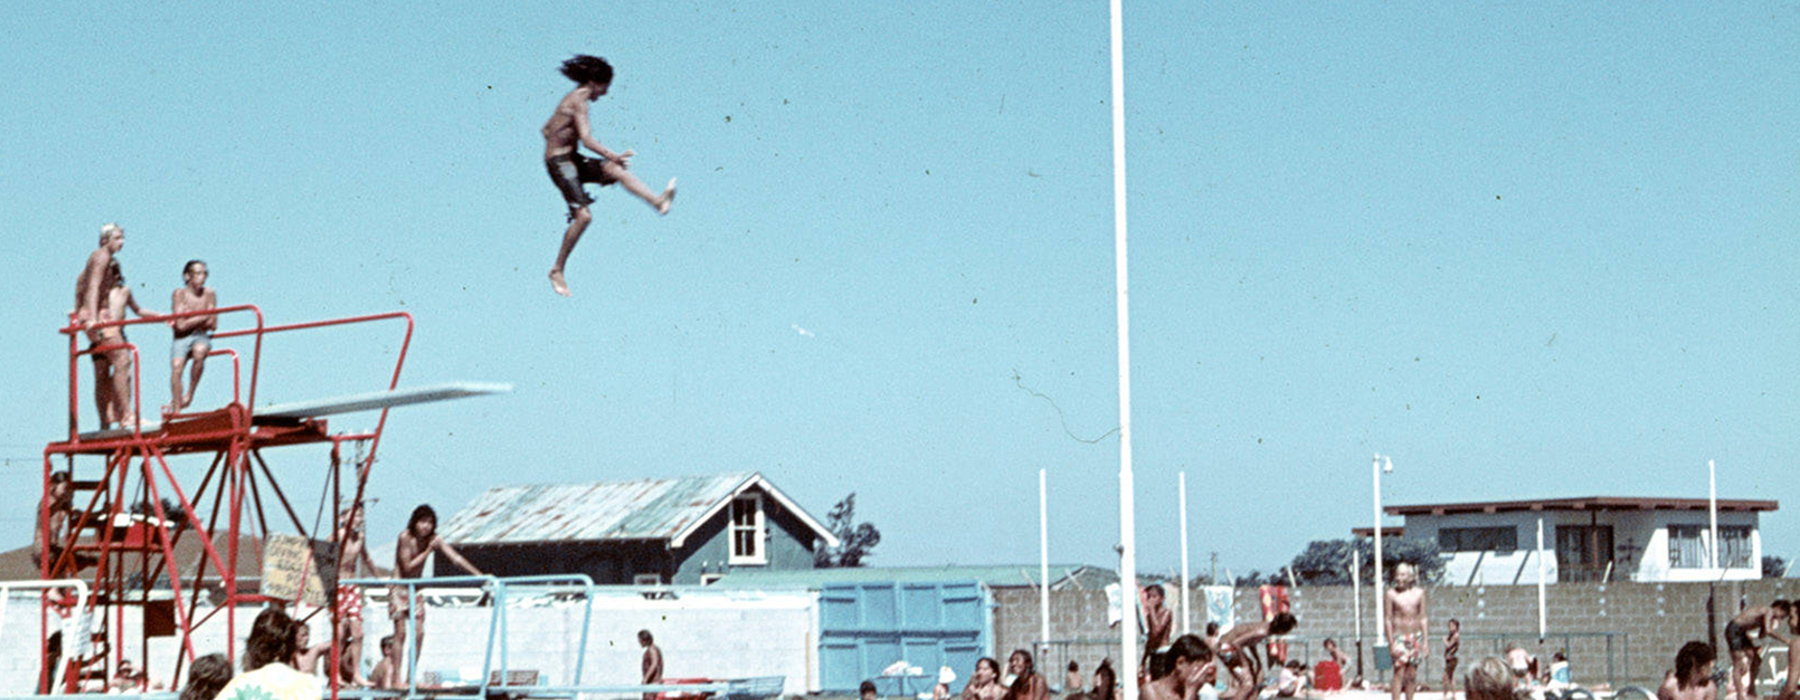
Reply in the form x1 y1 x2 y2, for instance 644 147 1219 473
1724 620 1754 652
546 152 619 209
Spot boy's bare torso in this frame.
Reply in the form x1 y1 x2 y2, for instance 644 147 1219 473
339 526 368 578
171 286 215 336
1387 587 1426 634
395 530 428 578
542 91 589 159
1731 606 1776 633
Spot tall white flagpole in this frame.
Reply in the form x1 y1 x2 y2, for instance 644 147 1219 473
1372 454 1386 646
1180 471 1191 635
1040 469 1051 659
1537 518 1547 642
1352 547 1362 643
1709 460 1719 572
1108 0 1140 697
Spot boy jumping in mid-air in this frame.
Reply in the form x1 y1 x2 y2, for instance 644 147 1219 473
542 54 676 297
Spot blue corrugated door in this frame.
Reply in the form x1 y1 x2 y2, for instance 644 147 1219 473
818 581 991 694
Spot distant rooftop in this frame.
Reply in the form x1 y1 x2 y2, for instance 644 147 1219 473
1386 496 1778 517
707 564 1118 590
441 472 838 548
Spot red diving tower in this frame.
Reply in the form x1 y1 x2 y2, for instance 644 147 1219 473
38 305 506 694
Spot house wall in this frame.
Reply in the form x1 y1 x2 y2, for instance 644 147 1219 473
673 488 820 585
463 540 673 585
1401 510 1762 585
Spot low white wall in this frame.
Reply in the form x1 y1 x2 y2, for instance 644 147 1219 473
0 588 819 695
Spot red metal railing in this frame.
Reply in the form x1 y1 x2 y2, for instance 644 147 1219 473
50 305 416 681
60 304 415 445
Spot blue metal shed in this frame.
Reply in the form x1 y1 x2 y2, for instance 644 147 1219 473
818 581 992 694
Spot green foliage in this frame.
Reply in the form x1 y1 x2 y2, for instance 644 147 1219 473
1287 538 1445 586
815 493 882 568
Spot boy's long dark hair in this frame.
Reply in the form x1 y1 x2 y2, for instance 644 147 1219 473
244 607 295 671
408 504 437 533
561 55 613 85
1006 649 1036 700
181 653 232 700
1092 659 1116 700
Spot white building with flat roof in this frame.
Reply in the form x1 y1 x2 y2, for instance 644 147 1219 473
1368 496 1778 585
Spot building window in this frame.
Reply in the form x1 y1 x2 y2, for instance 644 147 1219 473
730 494 766 565
1669 525 1752 569
700 573 724 586
1438 527 1518 552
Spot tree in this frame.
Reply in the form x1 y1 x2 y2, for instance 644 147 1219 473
815 493 881 568
1286 538 1445 586
1765 555 1790 579
1234 570 1273 587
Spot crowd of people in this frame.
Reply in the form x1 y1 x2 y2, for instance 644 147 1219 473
926 577 1798 700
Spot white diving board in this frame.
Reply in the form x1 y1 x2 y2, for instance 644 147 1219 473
255 381 512 419
73 382 510 440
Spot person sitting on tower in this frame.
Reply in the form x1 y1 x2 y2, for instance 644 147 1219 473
167 259 217 414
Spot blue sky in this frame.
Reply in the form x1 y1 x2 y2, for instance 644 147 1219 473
2 2 1795 577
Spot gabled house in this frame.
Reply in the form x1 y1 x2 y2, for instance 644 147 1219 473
439 472 840 585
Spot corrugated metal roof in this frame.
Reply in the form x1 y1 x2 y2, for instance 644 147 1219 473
441 472 759 545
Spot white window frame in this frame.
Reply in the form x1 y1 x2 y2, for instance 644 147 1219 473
729 493 767 565
1669 524 1753 569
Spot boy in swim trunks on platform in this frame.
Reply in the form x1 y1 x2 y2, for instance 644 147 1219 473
542 54 677 297
75 224 152 429
1384 563 1428 700
334 503 379 686
167 260 216 414
392 505 483 682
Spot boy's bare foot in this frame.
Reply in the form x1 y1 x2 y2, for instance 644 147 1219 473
657 177 677 215
549 269 572 297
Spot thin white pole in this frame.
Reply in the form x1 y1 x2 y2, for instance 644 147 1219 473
1709 460 1720 572
1180 471 1191 635
1537 518 1547 642
1352 548 1362 643
1372 454 1386 646
1040 469 1051 658
1109 0 1140 693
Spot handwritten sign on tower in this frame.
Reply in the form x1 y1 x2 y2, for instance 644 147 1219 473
262 534 340 607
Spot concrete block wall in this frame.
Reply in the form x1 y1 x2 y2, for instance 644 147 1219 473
991 579 1800 688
